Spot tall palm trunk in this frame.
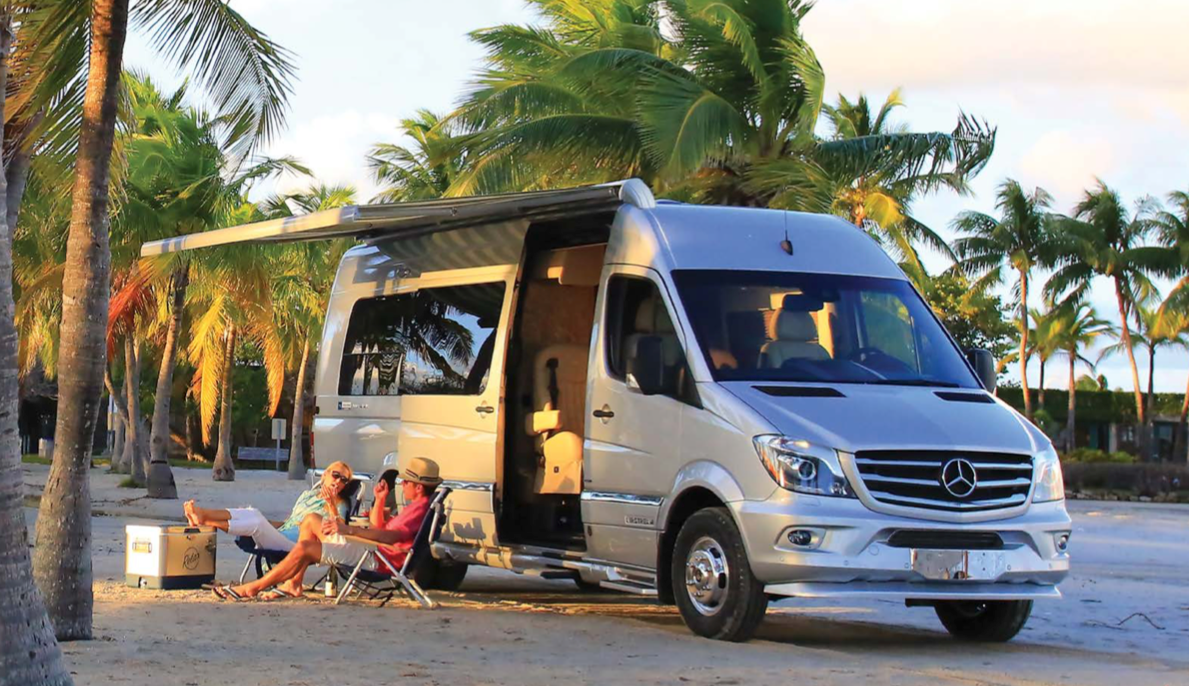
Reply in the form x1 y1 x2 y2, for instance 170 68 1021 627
0 15 73 683
4 108 41 233
1065 351 1077 453
147 269 187 499
1146 345 1156 460
287 335 311 480
104 367 128 473
1038 355 1047 407
34 0 129 641
1112 278 1147 459
1018 269 1033 419
1175 375 1189 463
212 325 236 482
124 336 145 486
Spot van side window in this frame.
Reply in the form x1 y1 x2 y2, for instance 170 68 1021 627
338 282 506 396
604 275 695 404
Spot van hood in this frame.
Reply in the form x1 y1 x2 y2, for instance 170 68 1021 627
721 382 1043 455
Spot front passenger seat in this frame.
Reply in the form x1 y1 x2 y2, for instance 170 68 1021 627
526 344 586 495
760 310 830 368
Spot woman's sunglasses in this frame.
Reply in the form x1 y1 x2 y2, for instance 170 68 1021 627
328 470 349 484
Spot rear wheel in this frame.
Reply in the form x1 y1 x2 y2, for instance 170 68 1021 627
430 562 469 591
671 508 768 642
934 600 1032 642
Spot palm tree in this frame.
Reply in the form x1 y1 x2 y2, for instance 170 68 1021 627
1151 190 1189 318
368 110 462 203
1153 299 1189 461
33 0 294 640
1028 303 1064 407
450 0 994 262
259 184 357 479
953 180 1057 420
1046 181 1166 459
1053 303 1113 452
0 10 72 684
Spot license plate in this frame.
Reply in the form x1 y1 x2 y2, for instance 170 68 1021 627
911 549 1006 581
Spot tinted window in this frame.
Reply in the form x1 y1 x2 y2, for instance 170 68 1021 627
339 282 505 396
604 275 691 402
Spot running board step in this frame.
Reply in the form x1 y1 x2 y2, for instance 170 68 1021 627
599 580 657 596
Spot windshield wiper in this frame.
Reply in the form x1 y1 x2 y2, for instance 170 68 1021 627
864 378 961 388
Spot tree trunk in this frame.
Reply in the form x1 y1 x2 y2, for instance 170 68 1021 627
1038 356 1047 408
287 335 311 480
1065 352 1077 453
147 269 187 499
4 108 41 234
1018 269 1033 419
124 336 144 487
0 15 73 683
1174 374 1189 464
103 367 128 473
212 326 236 482
34 0 128 642
1112 278 1147 459
1146 346 1157 461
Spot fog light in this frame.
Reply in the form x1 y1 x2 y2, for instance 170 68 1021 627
788 529 814 547
1055 533 1070 552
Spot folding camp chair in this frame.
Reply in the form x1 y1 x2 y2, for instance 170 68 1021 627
333 486 452 609
235 479 363 584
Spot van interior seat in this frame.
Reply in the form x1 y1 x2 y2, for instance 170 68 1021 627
528 344 587 494
761 310 830 367
624 297 682 377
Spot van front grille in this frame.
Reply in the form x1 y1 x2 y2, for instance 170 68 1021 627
886 530 1004 550
853 450 1033 513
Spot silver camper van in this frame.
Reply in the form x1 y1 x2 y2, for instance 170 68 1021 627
144 179 1070 642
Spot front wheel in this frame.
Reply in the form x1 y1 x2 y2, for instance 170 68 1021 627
671 507 768 642
934 600 1032 642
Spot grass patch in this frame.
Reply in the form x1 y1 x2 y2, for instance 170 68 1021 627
21 454 52 465
117 477 143 488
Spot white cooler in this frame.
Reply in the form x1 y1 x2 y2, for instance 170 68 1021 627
125 524 217 589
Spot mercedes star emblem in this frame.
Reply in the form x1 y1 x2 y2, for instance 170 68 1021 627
940 458 978 498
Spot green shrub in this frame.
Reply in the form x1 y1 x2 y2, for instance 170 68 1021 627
1062 448 1136 464
1063 462 1188 495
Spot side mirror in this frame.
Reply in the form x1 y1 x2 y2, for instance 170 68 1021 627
628 336 666 395
965 348 997 393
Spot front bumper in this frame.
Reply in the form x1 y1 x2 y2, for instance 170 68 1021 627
733 491 1071 598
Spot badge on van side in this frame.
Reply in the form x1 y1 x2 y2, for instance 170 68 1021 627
625 515 655 527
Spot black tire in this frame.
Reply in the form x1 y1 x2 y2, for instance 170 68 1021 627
671 507 768 642
431 562 469 592
934 600 1032 642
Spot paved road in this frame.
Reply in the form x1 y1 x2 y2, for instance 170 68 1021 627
21 467 1189 685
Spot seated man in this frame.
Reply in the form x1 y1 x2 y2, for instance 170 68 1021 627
184 461 354 553
215 457 441 601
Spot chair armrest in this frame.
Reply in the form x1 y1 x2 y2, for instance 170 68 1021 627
526 409 561 435
340 533 383 549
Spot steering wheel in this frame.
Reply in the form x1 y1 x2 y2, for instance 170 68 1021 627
845 346 886 364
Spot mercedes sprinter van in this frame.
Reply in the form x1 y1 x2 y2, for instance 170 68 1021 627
144 179 1070 642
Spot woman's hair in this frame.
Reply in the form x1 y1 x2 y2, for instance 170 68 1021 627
322 461 354 484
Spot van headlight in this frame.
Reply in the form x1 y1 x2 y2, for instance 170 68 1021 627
753 435 855 498
1033 444 1065 503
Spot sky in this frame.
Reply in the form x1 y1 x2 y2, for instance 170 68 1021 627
124 0 1189 395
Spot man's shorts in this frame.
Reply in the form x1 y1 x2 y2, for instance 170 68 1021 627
320 536 379 572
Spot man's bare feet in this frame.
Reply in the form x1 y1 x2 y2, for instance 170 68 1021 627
183 500 200 526
279 579 304 598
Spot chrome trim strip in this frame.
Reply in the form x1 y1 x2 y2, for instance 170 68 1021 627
854 458 1032 471
867 490 1027 510
580 491 664 507
440 480 494 492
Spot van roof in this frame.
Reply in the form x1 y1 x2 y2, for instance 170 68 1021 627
624 203 905 280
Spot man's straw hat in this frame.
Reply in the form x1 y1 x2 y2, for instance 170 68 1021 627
400 456 442 486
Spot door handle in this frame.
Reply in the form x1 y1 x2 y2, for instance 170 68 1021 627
592 406 615 420
475 403 495 415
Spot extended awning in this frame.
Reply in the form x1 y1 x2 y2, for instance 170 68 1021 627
140 179 655 257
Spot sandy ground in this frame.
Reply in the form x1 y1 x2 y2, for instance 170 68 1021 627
21 464 1189 686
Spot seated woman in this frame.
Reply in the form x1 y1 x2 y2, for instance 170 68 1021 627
183 461 355 552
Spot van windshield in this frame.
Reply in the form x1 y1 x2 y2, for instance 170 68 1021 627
672 270 980 389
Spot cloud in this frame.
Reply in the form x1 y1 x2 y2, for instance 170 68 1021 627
1017 130 1115 199
802 0 1189 94
256 109 401 202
